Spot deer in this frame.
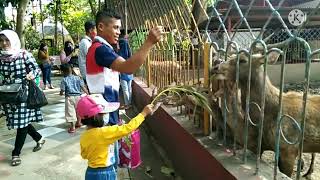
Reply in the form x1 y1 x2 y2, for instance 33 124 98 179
212 46 320 178
147 60 181 86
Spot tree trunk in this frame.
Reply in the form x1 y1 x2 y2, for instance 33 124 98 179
16 0 29 49
54 0 59 53
88 0 97 16
191 0 208 32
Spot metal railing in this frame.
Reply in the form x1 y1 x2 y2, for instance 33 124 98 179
136 0 320 179
206 0 320 179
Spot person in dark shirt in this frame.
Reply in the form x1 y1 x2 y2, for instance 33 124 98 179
117 35 133 109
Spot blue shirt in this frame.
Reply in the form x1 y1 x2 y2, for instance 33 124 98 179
60 75 84 96
95 43 119 69
118 39 133 81
90 36 119 125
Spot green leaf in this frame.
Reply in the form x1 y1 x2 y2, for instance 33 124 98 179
152 85 213 115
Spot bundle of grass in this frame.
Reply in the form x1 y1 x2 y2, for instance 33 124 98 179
151 85 213 115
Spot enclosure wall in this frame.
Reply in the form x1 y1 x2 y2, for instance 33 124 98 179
132 78 236 180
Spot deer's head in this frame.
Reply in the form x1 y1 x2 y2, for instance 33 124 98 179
212 49 281 83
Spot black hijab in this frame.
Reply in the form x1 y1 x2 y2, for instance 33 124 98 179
64 41 74 56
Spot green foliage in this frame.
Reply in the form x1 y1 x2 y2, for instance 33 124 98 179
129 31 179 52
0 3 5 24
0 18 11 30
128 30 147 53
34 3 53 22
166 32 175 48
184 0 216 8
3 0 19 7
184 0 192 5
24 25 41 50
181 38 191 50
60 0 92 42
37 0 92 43
0 2 11 29
151 85 213 115
0 0 19 28
207 0 217 6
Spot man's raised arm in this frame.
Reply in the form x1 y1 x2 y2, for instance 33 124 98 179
110 27 162 73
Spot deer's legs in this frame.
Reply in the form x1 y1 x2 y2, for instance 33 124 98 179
278 150 297 177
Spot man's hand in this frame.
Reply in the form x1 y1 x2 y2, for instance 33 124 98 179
110 26 163 74
145 26 163 45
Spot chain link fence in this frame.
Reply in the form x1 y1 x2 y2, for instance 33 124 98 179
210 28 320 64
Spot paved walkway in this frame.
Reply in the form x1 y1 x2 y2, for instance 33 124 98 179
0 75 174 180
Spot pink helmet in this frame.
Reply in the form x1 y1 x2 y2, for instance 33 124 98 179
76 94 120 119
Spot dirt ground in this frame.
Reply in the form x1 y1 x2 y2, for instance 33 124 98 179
262 151 318 180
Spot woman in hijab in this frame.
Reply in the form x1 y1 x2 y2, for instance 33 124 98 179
0 30 45 166
60 41 75 64
60 41 80 76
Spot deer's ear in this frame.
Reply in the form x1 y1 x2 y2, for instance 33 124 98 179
254 51 281 65
267 51 281 64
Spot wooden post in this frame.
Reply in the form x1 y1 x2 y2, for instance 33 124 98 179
146 53 151 87
124 0 128 35
203 42 212 135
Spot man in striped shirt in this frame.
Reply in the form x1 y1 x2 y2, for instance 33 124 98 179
86 7 162 125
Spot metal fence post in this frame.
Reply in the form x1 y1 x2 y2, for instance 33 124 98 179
203 42 212 135
146 53 151 87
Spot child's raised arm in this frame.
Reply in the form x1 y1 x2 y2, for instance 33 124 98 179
141 103 161 117
101 103 161 141
140 104 154 117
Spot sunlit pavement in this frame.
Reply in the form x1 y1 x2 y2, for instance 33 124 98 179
0 74 174 180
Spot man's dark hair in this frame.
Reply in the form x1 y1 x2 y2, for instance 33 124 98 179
60 63 72 76
82 115 104 128
84 20 96 33
96 7 121 26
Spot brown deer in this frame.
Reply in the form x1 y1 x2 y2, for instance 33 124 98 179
213 50 320 177
149 60 182 84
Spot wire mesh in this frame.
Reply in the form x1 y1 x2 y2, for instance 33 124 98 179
132 0 320 179
205 0 320 179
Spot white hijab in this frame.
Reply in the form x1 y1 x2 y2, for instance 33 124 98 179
0 30 22 62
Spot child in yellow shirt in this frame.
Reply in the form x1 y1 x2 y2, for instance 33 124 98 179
76 95 160 180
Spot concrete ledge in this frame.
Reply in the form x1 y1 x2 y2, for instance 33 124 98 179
268 63 320 85
132 78 236 180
